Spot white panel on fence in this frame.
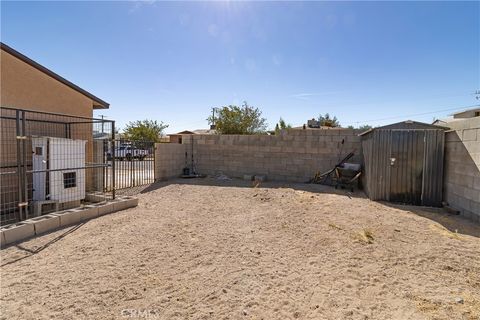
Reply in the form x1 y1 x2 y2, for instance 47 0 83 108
32 137 87 203
32 137 48 201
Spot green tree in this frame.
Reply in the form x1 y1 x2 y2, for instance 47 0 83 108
123 119 169 142
318 113 340 127
208 102 267 134
274 117 292 134
358 124 373 131
347 124 372 131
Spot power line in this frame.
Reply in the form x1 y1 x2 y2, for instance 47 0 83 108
348 104 480 126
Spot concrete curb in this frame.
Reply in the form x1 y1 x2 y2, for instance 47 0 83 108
0 197 138 248
51 210 84 227
2 222 35 244
25 214 60 235
92 202 114 216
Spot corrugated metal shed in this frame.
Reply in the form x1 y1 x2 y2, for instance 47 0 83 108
360 121 446 206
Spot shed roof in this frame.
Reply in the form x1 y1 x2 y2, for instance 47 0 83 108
359 120 448 136
1 42 109 109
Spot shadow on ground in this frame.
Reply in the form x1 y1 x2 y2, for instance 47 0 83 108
1 222 86 266
383 202 480 238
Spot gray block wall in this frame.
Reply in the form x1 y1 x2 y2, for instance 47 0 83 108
154 143 187 180
443 117 480 221
156 129 362 183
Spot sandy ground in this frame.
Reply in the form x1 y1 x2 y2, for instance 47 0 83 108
1 178 479 320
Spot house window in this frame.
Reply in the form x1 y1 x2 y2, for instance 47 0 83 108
63 172 76 189
35 147 43 155
475 111 480 117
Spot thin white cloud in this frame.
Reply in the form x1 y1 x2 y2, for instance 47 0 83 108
245 59 256 72
208 24 219 37
272 54 282 66
179 13 191 26
129 0 156 14
289 92 342 100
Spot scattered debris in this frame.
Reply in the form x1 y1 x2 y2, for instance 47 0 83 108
455 297 464 304
328 223 344 231
429 224 462 240
355 229 374 244
333 163 361 192
254 175 267 182
215 173 232 181
309 150 356 185
444 205 460 215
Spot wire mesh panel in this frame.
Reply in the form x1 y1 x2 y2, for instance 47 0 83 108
0 107 115 226
105 139 155 191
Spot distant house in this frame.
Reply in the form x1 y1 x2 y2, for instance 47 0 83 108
433 107 480 129
168 129 216 144
453 107 480 119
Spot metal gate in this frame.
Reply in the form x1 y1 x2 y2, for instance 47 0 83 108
105 139 155 191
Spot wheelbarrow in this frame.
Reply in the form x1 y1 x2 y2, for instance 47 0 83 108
333 163 362 192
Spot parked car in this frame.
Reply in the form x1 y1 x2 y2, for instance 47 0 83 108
106 145 149 161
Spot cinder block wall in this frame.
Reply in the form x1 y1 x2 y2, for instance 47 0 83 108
154 143 187 180
443 118 480 221
179 129 362 182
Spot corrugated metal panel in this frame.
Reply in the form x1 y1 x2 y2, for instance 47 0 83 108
363 129 391 201
389 130 424 205
376 129 391 201
422 130 444 206
361 128 445 207
360 134 373 198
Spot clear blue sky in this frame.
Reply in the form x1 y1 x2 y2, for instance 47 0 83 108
2 1 479 133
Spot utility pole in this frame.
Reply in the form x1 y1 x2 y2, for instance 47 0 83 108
210 107 216 130
99 115 106 133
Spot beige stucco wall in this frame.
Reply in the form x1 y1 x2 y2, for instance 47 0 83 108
0 50 94 117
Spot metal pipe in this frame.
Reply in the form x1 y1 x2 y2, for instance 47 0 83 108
15 110 22 222
22 111 29 217
112 121 116 199
26 163 110 174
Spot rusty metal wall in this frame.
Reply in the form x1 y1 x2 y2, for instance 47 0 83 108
361 129 445 206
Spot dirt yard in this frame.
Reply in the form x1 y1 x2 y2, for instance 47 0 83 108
1 179 479 320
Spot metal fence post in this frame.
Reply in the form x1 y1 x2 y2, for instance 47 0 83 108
15 110 22 221
112 121 116 199
21 110 29 217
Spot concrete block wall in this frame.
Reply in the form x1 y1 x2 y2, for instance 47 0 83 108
443 117 480 221
181 129 362 182
154 143 187 180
